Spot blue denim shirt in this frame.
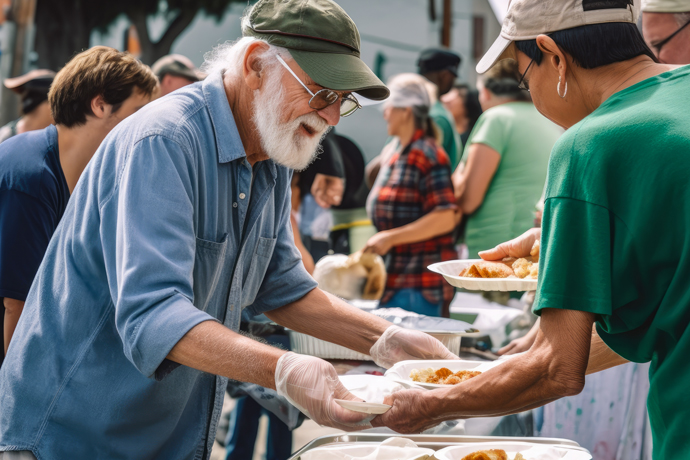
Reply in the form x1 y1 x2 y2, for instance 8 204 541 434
0 71 317 460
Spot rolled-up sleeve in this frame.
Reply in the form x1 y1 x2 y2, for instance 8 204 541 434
101 135 215 378
246 174 318 316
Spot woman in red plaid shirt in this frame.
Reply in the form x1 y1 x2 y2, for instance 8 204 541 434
365 74 458 317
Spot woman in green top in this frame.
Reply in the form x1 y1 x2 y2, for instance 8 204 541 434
453 59 561 259
371 2 689 459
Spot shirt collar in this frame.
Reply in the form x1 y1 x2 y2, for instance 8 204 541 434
203 70 247 164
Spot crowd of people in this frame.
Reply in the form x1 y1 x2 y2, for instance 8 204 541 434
0 0 689 459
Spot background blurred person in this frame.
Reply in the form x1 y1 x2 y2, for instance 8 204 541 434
642 0 690 64
441 84 483 147
0 47 157 364
0 70 55 143
365 73 457 317
417 48 463 169
452 59 561 260
152 54 204 96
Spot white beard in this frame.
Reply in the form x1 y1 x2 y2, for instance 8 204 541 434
252 67 331 171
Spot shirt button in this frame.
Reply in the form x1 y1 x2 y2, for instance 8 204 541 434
233 202 238 208
239 193 246 200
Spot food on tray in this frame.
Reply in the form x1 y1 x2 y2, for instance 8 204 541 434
459 240 541 280
461 450 526 460
461 449 508 460
410 367 481 385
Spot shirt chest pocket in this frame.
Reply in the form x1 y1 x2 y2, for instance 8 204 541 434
241 236 277 308
193 235 228 314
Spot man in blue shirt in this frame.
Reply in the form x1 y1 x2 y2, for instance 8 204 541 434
0 47 157 364
0 1 457 459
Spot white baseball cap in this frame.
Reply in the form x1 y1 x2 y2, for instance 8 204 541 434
642 0 690 12
477 0 640 74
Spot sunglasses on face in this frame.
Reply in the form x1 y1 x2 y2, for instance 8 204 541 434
276 55 362 117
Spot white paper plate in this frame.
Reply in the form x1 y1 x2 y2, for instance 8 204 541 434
435 441 592 460
384 357 518 390
428 260 537 292
298 438 435 460
335 399 391 414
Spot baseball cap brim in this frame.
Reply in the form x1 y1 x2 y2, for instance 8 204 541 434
289 49 389 101
476 35 516 74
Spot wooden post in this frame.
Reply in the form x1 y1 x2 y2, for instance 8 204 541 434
0 0 37 125
441 0 452 47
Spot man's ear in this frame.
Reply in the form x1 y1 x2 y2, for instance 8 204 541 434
536 34 569 80
243 41 271 91
90 95 109 119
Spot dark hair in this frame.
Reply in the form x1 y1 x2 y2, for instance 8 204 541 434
481 59 531 101
515 22 657 69
461 88 483 133
49 46 158 127
411 105 438 140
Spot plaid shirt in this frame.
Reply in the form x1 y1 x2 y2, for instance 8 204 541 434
370 130 457 306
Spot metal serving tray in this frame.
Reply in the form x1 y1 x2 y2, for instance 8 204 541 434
288 433 589 460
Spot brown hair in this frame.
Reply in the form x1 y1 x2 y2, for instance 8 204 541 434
482 59 530 102
49 46 158 127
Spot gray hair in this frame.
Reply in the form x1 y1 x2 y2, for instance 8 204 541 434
201 34 292 79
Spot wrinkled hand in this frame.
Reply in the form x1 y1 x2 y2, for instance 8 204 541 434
479 227 541 261
371 389 444 433
311 174 344 208
274 352 373 431
369 325 458 369
363 231 396 256
497 334 535 355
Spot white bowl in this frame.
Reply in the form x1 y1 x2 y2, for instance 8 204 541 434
428 260 537 292
434 441 592 460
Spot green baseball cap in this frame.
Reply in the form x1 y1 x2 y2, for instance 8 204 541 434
242 0 389 101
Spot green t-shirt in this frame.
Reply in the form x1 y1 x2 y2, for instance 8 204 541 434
462 102 561 258
430 100 462 170
533 65 690 460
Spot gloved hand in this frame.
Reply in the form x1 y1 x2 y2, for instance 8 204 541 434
369 325 458 369
274 352 373 431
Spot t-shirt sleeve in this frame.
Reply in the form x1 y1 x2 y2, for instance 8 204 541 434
465 111 507 157
533 197 640 318
431 114 457 167
0 189 58 301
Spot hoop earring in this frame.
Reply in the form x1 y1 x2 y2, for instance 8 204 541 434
557 76 568 99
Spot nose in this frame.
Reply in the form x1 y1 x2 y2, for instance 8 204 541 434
317 99 341 126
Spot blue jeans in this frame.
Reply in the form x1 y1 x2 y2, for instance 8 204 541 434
224 396 292 460
378 288 442 316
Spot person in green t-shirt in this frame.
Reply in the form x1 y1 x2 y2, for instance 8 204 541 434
371 2 689 459
417 48 463 169
452 59 561 259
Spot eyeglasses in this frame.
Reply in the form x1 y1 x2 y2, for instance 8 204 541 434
276 55 362 117
651 17 690 56
517 58 534 92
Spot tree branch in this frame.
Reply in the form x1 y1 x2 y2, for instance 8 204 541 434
156 8 198 53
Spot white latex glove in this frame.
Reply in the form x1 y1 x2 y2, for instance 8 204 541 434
274 352 374 431
369 325 458 369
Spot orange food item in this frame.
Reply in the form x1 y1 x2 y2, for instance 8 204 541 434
461 449 508 460
459 261 515 278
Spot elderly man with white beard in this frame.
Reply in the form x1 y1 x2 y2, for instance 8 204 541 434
0 1 459 459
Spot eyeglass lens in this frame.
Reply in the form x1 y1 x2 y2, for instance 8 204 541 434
309 89 360 117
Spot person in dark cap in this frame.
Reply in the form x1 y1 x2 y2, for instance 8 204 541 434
152 54 204 96
417 48 463 169
0 1 456 458
0 70 55 143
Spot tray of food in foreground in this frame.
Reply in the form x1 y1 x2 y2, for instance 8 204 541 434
428 259 537 292
384 357 518 390
435 441 592 460
288 434 590 460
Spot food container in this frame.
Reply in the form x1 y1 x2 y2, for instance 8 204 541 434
428 260 537 292
435 441 592 459
288 330 475 361
288 434 590 460
383 357 518 390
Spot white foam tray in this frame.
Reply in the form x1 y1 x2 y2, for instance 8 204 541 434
435 441 592 459
428 260 537 292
